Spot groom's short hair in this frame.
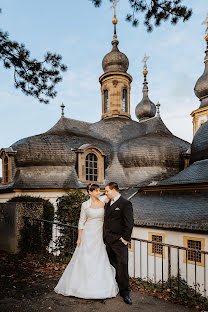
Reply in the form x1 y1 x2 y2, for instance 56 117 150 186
106 182 119 191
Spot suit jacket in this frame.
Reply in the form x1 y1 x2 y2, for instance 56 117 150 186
103 196 134 244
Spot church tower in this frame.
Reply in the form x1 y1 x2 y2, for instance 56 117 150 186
135 55 156 121
191 15 208 135
99 4 132 120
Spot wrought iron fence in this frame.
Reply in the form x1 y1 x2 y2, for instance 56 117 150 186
22 217 207 297
22 216 78 263
130 238 208 297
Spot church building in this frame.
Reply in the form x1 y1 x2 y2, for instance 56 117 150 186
0 14 189 205
0 7 208 295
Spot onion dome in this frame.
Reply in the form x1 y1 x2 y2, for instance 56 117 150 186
135 56 156 121
191 119 208 162
194 21 208 108
102 7 129 73
102 38 129 73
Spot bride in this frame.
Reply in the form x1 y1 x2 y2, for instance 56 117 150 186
54 183 119 299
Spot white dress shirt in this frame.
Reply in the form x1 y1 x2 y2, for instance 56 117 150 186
110 193 121 206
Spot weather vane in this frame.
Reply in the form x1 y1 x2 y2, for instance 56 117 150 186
202 13 208 33
111 0 119 39
142 54 150 71
111 0 119 15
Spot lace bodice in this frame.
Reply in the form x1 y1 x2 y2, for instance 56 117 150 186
78 198 106 230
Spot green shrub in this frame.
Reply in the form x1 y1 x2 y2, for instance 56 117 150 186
54 190 89 262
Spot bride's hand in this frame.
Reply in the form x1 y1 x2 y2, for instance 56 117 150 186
104 197 110 204
77 238 81 247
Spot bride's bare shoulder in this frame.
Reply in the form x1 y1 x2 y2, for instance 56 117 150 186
82 199 90 206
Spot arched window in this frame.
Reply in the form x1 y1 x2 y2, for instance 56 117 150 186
85 153 98 182
4 156 9 183
104 90 109 113
122 89 128 112
75 145 106 184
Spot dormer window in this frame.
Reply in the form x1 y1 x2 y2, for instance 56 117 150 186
0 147 16 185
75 144 106 184
104 90 109 113
122 89 128 112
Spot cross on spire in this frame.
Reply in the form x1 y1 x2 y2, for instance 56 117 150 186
202 13 208 33
112 0 119 15
111 0 119 39
142 54 150 70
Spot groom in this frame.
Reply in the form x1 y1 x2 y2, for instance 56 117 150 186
103 182 134 304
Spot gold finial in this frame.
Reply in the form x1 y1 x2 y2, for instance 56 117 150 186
143 69 148 76
112 17 118 25
61 102 65 117
156 101 161 117
111 0 119 39
142 54 150 76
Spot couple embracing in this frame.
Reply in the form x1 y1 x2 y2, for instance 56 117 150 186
54 182 134 305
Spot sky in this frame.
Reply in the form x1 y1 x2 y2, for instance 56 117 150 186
0 0 207 174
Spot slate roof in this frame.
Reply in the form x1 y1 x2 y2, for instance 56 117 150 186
102 38 129 73
152 159 208 186
127 190 208 232
0 115 190 190
191 120 208 162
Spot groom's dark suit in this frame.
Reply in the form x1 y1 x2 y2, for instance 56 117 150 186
103 195 134 297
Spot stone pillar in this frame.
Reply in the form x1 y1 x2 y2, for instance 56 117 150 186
0 202 43 253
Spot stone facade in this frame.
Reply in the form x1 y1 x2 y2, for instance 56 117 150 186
190 106 208 135
99 71 132 119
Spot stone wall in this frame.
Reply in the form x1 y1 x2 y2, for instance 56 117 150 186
0 202 43 253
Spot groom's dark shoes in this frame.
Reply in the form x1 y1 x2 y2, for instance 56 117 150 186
123 295 132 305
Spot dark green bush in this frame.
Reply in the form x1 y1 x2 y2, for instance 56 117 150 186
54 190 89 262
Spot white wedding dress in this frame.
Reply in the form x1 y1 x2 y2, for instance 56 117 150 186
54 197 119 299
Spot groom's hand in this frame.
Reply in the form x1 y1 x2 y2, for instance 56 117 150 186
120 237 128 245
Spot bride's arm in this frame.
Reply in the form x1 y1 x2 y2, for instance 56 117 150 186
77 229 83 247
77 202 87 246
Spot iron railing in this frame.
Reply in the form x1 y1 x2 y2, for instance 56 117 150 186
22 217 208 297
131 238 208 297
22 216 78 262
